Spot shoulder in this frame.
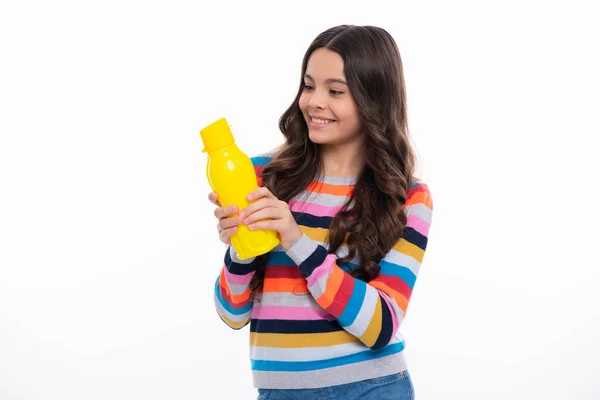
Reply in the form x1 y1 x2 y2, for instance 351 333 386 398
405 181 433 211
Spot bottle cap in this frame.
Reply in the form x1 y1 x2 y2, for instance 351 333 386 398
200 118 235 153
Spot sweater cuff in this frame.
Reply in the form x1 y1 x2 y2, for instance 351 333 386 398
285 233 319 266
225 245 257 275
229 245 256 264
286 233 330 278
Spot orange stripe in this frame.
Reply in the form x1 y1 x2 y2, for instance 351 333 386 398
230 288 252 303
219 268 231 296
306 181 354 197
220 268 252 303
316 265 344 309
405 191 432 208
370 281 409 313
262 277 309 294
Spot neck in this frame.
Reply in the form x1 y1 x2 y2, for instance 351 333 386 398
319 140 365 177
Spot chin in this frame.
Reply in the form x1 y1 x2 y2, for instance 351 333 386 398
308 131 333 145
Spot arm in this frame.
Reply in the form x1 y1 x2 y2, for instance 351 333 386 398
213 154 273 329
213 247 260 329
285 183 433 349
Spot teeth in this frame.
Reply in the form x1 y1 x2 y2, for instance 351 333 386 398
312 117 333 124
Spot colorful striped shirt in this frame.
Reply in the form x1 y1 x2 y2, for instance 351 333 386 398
213 155 433 389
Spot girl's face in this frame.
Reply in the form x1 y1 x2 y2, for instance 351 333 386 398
299 48 363 148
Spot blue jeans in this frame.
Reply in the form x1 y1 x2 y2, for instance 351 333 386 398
257 370 415 400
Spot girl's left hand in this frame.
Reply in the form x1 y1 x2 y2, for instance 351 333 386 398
239 187 303 250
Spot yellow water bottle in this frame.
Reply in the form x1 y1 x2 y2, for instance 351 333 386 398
200 118 280 259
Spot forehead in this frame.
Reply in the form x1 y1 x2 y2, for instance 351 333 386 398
305 48 345 80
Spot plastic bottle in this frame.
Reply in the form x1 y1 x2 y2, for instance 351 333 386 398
199 117 280 259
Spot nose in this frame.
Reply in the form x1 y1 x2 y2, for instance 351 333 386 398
307 89 326 109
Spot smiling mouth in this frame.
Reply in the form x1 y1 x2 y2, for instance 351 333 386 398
309 116 335 125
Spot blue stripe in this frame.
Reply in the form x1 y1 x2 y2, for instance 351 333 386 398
251 341 405 371
268 251 295 265
378 260 417 289
338 279 367 327
250 156 272 167
213 277 253 315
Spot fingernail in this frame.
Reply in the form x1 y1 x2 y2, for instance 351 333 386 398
247 193 254 200
239 210 246 217
248 224 256 230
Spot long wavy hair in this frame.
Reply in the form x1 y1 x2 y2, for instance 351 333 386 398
249 25 417 293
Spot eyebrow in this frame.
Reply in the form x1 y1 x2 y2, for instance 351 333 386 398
304 74 347 85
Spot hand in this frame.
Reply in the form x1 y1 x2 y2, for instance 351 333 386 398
208 192 242 245
240 187 303 250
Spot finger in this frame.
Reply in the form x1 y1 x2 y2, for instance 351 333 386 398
240 198 278 218
218 215 242 232
214 204 239 220
219 226 238 244
243 207 281 225
247 187 275 201
247 219 277 231
208 192 221 206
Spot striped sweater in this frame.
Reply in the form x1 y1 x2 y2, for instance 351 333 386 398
214 155 433 389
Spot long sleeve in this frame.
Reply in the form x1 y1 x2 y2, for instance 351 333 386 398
213 246 260 329
285 183 433 350
213 154 272 329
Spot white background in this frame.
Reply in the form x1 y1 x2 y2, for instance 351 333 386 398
1 1 599 399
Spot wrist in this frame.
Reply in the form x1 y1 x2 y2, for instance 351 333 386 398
282 229 304 251
285 233 319 266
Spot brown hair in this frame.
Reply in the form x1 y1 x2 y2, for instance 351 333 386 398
250 25 417 292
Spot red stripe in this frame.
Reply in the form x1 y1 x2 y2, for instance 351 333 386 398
254 165 265 179
265 266 303 279
372 274 413 300
407 183 427 197
327 273 355 317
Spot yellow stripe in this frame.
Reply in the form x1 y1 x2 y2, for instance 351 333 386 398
301 226 329 242
359 297 382 347
392 239 425 263
220 314 249 330
301 226 350 244
250 331 360 348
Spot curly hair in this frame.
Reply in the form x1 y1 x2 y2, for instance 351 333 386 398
249 25 417 293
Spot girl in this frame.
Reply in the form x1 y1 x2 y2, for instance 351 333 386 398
210 24 432 400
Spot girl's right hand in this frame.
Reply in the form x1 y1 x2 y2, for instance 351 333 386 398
209 192 241 245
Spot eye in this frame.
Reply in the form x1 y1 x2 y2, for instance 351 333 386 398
303 84 314 91
330 90 344 96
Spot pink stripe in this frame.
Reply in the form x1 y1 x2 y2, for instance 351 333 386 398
224 267 254 286
289 200 341 217
380 292 399 336
252 305 335 320
306 254 336 287
407 215 430 237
